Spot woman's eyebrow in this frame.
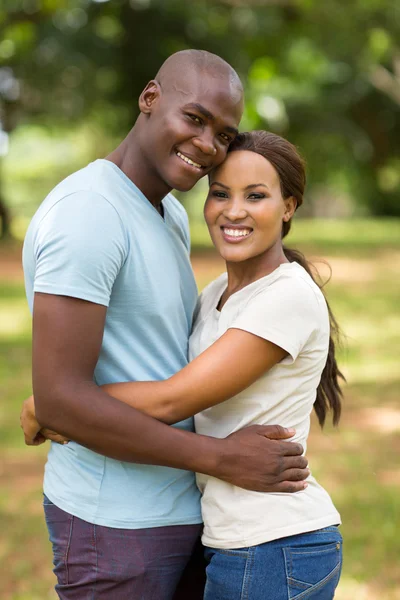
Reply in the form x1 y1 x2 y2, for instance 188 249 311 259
244 183 269 190
210 181 230 189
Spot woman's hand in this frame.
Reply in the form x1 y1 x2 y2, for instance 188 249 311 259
20 395 69 446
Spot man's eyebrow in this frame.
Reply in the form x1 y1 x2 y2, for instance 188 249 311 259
184 103 215 121
226 126 239 136
183 103 239 136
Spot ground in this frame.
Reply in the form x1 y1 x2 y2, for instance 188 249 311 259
0 224 399 599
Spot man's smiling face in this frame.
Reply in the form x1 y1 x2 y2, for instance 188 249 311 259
139 70 243 192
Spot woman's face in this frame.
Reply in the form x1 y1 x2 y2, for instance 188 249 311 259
204 150 296 264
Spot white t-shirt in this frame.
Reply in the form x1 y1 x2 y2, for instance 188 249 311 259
190 262 341 549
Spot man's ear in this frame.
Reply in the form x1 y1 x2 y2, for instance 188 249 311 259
138 80 161 115
283 196 297 222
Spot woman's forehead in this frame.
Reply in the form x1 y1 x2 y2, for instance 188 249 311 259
211 150 280 187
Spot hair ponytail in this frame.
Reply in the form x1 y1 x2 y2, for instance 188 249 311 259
228 131 344 427
283 244 344 426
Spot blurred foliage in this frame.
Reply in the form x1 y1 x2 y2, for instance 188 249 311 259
0 0 399 238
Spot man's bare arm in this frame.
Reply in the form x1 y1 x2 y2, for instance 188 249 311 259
31 292 309 492
32 292 218 469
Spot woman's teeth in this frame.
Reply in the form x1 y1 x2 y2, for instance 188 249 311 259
176 151 202 169
223 228 251 237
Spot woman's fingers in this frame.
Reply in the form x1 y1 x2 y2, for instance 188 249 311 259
40 428 70 445
20 395 42 445
23 431 47 446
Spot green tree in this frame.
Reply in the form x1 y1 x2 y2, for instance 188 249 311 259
1 0 399 238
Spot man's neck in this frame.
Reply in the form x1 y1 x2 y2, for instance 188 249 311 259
106 127 171 211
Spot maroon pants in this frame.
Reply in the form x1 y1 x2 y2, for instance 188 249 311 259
44 495 206 599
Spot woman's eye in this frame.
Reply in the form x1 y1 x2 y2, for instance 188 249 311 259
212 191 228 198
248 193 265 201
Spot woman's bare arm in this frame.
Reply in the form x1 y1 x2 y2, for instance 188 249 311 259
103 328 287 424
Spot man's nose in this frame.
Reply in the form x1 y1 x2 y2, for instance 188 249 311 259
192 131 217 156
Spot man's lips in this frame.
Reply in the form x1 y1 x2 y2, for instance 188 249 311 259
175 150 208 170
220 225 253 243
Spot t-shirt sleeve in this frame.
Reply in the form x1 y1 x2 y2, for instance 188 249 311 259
33 191 127 306
229 277 320 362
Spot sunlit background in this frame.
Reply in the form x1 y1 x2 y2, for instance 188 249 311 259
0 1 399 598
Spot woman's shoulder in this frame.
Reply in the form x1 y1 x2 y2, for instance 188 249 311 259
254 262 326 307
282 262 325 297
239 263 329 331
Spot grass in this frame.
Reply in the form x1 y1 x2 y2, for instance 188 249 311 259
0 219 399 599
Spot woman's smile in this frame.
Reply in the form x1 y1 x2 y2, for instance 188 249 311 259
220 225 253 243
205 150 296 267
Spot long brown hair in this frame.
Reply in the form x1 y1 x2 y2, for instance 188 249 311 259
228 131 344 427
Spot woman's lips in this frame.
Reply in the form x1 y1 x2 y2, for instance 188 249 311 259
220 226 253 243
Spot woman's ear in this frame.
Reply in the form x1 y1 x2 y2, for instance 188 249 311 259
283 196 297 222
138 80 161 115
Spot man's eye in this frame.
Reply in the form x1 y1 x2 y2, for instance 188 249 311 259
188 114 202 125
219 133 231 143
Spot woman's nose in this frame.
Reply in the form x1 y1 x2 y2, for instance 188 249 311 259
223 200 247 220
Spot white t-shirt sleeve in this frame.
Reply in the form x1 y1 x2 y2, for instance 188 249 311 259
33 191 127 306
229 276 320 362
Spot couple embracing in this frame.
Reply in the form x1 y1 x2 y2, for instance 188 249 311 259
21 49 343 600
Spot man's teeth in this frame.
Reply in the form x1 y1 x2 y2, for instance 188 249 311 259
177 151 202 169
223 228 251 237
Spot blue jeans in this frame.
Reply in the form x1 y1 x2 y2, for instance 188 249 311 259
204 526 343 600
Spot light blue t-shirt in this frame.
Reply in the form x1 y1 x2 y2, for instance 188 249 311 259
23 159 202 528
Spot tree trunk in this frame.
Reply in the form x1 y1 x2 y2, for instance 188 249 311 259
0 161 11 239
0 194 11 239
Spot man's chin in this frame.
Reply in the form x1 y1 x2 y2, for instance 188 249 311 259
170 175 204 193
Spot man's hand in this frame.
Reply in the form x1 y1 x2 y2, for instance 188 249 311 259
20 395 69 446
215 425 309 493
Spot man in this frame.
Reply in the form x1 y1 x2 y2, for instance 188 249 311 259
21 50 308 599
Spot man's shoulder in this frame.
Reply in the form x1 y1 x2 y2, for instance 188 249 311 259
32 161 126 226
51 160 117 201
49 160 97 196
24 162 128 263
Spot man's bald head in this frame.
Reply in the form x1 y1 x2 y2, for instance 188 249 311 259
134 50 244 197
155 49 243 103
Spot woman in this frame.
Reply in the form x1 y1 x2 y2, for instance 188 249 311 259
23 131 344 599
